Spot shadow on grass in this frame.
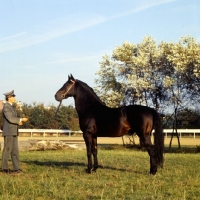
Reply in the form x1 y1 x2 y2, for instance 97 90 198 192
100 144 199 154
22 160 86 168
21 160 140 173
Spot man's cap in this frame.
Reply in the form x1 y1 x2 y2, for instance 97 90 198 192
3 90 16 98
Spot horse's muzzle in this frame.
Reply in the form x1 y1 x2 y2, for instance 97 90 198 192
54 93 61 102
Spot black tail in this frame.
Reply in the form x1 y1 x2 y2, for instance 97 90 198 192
153 110 164 167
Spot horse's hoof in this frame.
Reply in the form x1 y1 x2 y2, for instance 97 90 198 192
150 171 157 175
92 168 98 172
85 168 92 174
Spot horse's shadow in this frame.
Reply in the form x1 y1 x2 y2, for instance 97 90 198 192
22 160 85 168
21 160 136 173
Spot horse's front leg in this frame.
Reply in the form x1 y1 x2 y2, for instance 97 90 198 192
83 133 93 173
92 136 98 172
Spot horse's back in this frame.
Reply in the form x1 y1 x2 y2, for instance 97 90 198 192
81 104 156 137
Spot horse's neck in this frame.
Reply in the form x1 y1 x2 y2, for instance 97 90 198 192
74 86 100 115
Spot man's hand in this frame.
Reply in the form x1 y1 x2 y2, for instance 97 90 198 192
18 121 23 126
22 118 29 122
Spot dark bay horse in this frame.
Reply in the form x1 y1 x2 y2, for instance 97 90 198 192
55 74 164 175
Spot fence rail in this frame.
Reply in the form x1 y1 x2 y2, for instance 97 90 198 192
162 129 200 138
0 129 200 138
0 129 82 137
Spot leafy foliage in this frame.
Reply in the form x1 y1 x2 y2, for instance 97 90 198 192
16 103 80 130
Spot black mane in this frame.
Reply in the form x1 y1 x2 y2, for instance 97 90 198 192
77 79 105 105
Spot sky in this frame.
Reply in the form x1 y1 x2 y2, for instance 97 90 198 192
0 0 200 107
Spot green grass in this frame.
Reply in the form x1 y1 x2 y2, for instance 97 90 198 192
0 148 200 200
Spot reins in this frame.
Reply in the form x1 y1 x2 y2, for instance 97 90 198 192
54 79 76 118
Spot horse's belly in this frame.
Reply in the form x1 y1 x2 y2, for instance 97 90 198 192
96 123 130 137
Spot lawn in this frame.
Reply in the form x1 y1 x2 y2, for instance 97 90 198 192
0 147 200 200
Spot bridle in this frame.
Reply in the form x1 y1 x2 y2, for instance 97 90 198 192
60 79 76 99
54 79 76 117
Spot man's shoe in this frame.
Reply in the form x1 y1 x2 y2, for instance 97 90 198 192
2 169 11 174
13 169 23 173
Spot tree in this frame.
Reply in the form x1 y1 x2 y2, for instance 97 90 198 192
161 36 200 147
95 36 170 111
95 54 124 107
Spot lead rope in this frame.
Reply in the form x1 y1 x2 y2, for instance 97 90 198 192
54 99 63 118
54 79 76 118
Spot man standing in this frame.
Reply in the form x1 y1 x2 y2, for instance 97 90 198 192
1 90 28 174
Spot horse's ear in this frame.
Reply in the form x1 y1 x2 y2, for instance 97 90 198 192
68 75 70 81
70 74 75 80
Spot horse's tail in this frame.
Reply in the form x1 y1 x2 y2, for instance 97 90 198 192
153 109 164 167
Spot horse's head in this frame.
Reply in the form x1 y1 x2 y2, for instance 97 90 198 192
55 74 76 102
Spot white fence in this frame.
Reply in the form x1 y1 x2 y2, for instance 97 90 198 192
162 129 200 139
0 129 200 138
0 129 82 137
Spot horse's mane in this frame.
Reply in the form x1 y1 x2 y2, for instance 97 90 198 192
77 80 105 105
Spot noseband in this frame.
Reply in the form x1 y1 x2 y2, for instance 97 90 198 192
54 79 76 117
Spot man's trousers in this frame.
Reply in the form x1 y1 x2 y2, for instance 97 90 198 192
1 136 20 170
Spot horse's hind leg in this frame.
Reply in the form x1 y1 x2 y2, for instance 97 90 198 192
144 136 157 175
92 136 98 172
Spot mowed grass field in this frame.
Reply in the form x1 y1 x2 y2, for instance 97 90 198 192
0 145 200 200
